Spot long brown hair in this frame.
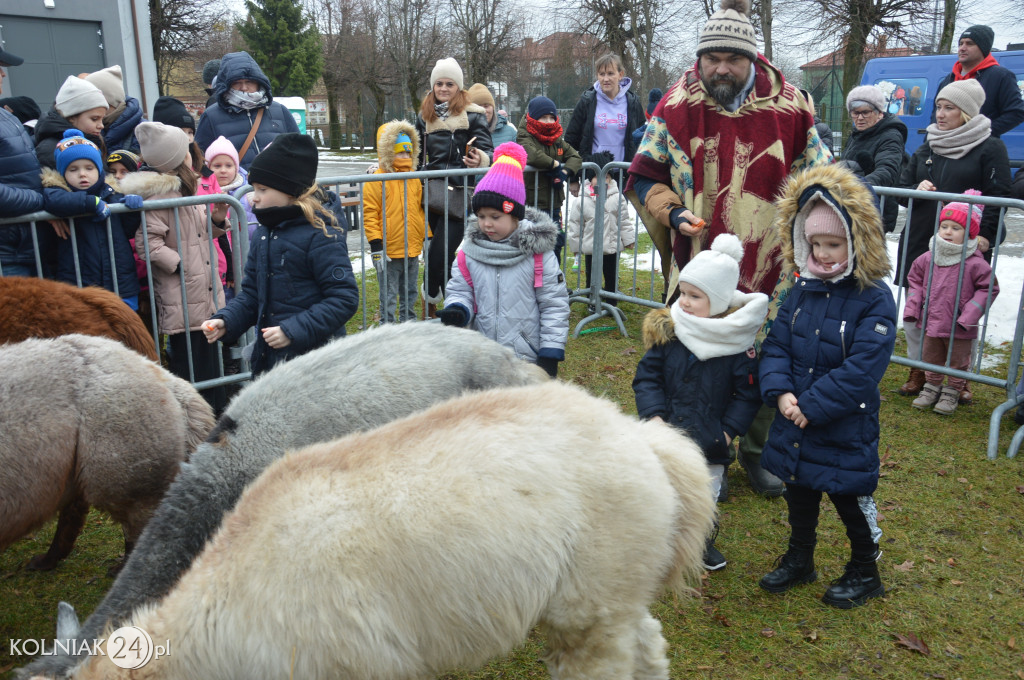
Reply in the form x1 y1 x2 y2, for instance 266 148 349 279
420 89 470 123
169 160 198 197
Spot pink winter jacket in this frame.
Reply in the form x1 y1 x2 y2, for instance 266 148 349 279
196 170 233 290
904 249 999 340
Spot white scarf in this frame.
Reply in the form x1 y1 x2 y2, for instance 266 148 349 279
670 291 769 361
929 234 978 266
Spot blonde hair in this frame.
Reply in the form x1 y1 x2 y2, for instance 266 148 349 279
294 185 341 237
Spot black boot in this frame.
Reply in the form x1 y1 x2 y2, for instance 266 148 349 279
821 549 885 609
759 541 816 593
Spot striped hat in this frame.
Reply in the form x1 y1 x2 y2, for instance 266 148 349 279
472 142 527 219
696 0 757 61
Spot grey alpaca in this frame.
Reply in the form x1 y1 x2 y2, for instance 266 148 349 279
19 323 547 679
0 335 214 572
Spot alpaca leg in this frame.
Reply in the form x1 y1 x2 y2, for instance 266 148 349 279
27 497 89 570
632 612 670 680
542 620 637 680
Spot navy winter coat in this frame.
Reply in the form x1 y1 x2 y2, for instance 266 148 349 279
213 209 358 375
101 96 143 154
40 168 140 298
933 64 1024 138
633 308 761 466
194 52 300 171
0 108 46 269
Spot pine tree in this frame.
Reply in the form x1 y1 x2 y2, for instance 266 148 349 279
237 0 323 98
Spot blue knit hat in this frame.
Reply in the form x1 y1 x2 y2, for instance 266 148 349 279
55 129 103 177
527 96 557 120
394 132 412 154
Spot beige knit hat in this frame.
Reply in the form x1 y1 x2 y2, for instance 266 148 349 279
467 83 495 109
935 79 985 118
430 58 464 90
85 65 125 108
136 122 190 173
696 0 758 61
54 76 108 118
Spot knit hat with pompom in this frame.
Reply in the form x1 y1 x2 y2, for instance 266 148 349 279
940 189 984 239
679 233 744 316
696 0 758 61
472 142 527 219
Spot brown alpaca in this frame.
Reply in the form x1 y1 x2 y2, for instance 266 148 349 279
0 335 214 572
0 277 157 361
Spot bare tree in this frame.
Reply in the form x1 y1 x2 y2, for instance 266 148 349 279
447 0 524 85
374 0 448 114
150 0 223 94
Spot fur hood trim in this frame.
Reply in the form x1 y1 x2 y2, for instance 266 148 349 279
423 102 486 134
465 206 559 255
376 120 420 173
40 167 120 193
642 291 768 360
118 171 184 199
774 164 890 288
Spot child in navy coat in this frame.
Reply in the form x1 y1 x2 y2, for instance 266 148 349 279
758 164 897 609
633 233 767 571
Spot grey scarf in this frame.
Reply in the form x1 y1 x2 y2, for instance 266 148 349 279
434 101 450 120
929 234 978 266
224 88 268 111
926 114 991 159
461 231 529 267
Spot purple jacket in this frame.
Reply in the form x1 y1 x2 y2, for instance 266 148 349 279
904 249 999 339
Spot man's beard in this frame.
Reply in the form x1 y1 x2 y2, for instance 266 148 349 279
701 71 743 106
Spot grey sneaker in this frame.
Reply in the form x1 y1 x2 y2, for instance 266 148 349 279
933 386 960 415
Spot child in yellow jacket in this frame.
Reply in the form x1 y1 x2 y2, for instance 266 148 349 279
364 121 426 323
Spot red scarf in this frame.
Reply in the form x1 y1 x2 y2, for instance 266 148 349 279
526 114 563 145
953 53 999 81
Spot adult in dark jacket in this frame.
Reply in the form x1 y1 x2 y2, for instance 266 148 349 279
0 49 48 276
565 53 645 189
194 52 300 171
897 78 1010 398
85 65 142 154
843 85 908 232
34 76 109 169
0 95 41 137
930 25 1024 138
415 57 493 313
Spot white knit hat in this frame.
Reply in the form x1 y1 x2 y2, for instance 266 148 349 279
85 65 125 108
430 58 464 91
55 76 108 118
679 233 744 316
136 122 190 173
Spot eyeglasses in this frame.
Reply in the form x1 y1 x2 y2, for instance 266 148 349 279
850 109 877 118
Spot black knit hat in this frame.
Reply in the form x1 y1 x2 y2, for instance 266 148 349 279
960 25 995 57
248 133 318 197
202 59 222 86
0 96 41 124
152 96 196 132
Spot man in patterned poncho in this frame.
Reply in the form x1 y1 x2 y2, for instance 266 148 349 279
627 0 832 497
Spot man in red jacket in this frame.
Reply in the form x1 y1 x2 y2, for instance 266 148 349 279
931 25 1024 138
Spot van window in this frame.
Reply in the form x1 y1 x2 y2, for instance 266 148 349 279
873 78 929 116
1014 73 1024 101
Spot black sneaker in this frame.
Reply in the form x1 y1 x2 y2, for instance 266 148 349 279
703 544 727 571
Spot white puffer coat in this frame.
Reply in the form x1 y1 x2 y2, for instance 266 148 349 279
566 178 635 255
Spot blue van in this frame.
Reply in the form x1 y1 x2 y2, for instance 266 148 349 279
860 51 1024 162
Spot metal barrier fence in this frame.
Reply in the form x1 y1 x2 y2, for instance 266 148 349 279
4 167 1024 457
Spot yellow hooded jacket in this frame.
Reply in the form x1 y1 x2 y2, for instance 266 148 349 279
363 120 427 259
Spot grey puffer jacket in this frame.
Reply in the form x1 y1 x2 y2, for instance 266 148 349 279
445 207 570 362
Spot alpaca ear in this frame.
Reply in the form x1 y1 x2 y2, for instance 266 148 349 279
56 601 81 640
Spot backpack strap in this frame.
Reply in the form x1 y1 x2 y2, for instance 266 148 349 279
533 253 544 288
456 250 477 314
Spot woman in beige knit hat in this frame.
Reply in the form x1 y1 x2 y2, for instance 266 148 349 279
895 77 1010 402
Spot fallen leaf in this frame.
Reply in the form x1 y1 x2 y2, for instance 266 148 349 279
937 469 948 476
950 579 964 586
924 556 937 563
760 628 775 638
1009 636 1016 650
803 630 819 642
714 614 731 627
947 558 957 567
894 560 915 572
619 348 637 356
1015 485 1024 494
957 477 969 484
893 632 931 655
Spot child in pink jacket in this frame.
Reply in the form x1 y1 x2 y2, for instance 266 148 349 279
904 191 999 415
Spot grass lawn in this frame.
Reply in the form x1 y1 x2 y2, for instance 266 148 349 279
3 255 1024 679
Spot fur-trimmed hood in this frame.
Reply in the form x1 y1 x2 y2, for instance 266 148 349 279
40 167 120 193
642 290 768 360
375 119 420 173
465 205 559 255
774 164 890 288
117 171 185 199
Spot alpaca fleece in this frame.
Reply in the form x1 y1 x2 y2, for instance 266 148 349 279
59 381 714 680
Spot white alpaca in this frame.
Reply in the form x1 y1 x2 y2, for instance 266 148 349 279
57 381 714 680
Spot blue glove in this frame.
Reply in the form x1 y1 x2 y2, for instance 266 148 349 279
124 194 144 210
93 197 110 221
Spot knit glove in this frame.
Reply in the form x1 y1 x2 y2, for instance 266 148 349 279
669 207 689 230
536 356 558 378
123 194 144 210
547 164 570 186
436 304 470 327
92 197 110 221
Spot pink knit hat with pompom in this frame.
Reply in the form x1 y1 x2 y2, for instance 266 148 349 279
472 142 527 219
939 189 984 239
